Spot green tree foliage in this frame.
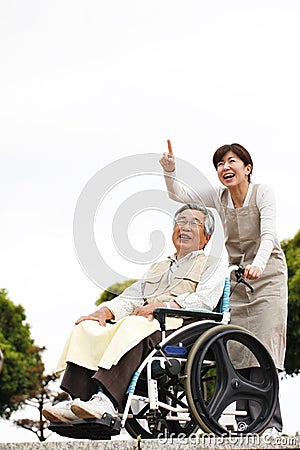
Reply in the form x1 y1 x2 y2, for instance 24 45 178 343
95 279 136 306
0 289 44 418
281 230 300 375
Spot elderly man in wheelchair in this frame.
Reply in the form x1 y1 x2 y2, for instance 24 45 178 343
43 203 278 440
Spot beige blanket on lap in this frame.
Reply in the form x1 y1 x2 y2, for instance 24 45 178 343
55 315 182 374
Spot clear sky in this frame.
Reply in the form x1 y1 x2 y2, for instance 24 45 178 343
1 0 299 441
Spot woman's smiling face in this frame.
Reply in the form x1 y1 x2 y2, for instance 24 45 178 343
216 151 252 188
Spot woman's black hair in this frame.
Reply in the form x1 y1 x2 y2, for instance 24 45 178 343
213 143 253 182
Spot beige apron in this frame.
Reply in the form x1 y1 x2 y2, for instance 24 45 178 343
222 185 287 369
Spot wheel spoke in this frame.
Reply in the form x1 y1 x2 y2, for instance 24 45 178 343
235 374 275 417
204 338 236 419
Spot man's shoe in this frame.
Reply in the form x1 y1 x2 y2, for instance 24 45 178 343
71 393 118 420
261 427 281 439
42 400 79 422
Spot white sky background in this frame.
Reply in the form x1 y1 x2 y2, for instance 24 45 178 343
0 0 300 441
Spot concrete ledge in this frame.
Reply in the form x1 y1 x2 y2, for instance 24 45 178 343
0 436 299 450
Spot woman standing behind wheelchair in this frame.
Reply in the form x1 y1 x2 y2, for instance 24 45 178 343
160 142 288 438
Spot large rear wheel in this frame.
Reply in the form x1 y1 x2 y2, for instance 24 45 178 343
185 325 278 436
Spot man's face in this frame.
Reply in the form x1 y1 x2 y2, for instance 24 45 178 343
172 209 211 257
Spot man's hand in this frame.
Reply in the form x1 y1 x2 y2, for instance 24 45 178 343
244 265 262 280
132 303 166 320
75 307 113 327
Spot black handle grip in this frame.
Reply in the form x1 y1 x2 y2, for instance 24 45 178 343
235 265 254 292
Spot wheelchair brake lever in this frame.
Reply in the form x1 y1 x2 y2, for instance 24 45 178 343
155 344 172 367
155 344 182 376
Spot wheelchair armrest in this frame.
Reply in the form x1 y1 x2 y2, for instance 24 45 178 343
153 307 223 331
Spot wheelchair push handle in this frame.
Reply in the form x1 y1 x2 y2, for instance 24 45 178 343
233 265 254 292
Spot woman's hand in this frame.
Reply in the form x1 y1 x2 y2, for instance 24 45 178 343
75 307 113 327
159 152 175 172
159 140 175 172
244 265 262 280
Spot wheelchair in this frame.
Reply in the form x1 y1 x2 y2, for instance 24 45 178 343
49 265 279 440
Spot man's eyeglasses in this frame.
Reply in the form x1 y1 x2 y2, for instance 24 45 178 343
174 217 204 228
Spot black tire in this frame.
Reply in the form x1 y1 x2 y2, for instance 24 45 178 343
185 325 278 436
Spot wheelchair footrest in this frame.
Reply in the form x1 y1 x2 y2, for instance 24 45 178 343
49 413 121 440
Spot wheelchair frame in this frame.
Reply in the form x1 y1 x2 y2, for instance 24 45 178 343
49 265 279 440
